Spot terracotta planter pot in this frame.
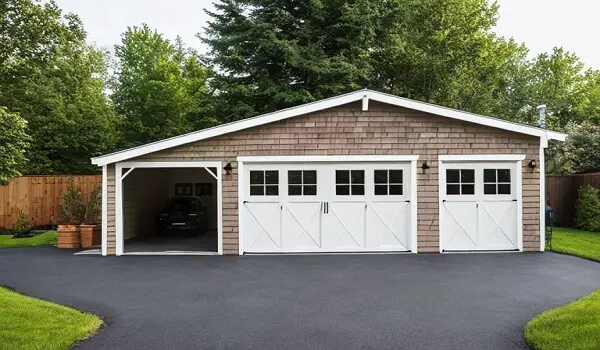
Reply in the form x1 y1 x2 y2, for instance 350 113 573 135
57 224 81 249
79 224 101 248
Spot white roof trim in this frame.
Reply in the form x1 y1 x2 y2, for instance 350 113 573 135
91 89 567 166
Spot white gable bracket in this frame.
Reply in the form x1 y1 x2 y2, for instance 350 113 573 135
362 94 369 111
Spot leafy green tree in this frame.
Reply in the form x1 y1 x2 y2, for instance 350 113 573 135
525 48 587 129
113 25 213 147
0 0 118 174
0 107 30 185
575 185 600 232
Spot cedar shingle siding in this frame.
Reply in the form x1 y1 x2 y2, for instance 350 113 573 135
105 101 540 255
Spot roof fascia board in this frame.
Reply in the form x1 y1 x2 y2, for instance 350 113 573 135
365 91 564 141
91 90 365 166
92 89 567 166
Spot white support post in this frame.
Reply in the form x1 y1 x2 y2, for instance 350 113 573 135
115 163 124 256
101 165 108 256
217 164 223 255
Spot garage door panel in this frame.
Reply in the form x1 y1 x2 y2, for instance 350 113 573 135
242 161 414 253
323 202 365 249
367 201 410 250
479 201 518 249
243 202 281 251
440 161 521 252
282 202 322 250
443 201 478 250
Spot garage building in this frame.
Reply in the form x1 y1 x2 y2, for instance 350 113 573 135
91 89 566 256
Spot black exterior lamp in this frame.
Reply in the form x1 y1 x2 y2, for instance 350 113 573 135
528 160 537 171
421 161 430 173
224 162 233 175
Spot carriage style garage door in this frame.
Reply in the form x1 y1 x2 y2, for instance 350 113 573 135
240 157 417 253
439 156 524 252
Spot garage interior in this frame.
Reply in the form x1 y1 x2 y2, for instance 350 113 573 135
122 167 218 253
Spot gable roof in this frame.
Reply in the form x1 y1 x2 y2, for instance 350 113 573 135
91 89 567 166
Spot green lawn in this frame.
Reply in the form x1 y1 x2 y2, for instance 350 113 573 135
0 231 57 248
525 290 600 350
0 287 102 350
550 227 600 262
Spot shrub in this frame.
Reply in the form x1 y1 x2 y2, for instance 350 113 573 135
11 207 32 238
59 179 85 225
83 186 102 225
574 185 600 232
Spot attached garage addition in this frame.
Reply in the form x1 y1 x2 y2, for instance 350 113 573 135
92 89 566 256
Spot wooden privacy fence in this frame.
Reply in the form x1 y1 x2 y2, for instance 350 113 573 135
546 173 600 227
0 175 101 230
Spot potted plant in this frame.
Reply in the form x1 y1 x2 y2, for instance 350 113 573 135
57 179 85 248
80 186 101 248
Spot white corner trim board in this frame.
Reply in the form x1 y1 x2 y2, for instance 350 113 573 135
91 89 566 166
539 145 546 251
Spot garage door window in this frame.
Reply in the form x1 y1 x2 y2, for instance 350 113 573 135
446 169 475 195
374 170 403 195
250 170 279 196
484 169 511 195
175 183 193 196
336 170 364 195
288 170 317 196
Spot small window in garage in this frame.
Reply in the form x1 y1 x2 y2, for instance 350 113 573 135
288 170 317 196
374 170 403 195
446 169 475 195
250 170 279 196
195 183 213 196
336 170 364 195
175 183 193 196
483 169 511 195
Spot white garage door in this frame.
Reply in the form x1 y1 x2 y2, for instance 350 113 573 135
241 161 414 253
440 160 522 251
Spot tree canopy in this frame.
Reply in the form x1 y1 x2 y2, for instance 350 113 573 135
0 107 30 185
113 24 213 148
0 0 117 174
1 0 600 176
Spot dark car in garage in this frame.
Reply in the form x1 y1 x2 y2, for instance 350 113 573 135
156 196 208 236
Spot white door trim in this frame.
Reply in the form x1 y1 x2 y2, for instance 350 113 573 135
237 155 420 163
237 155 420 255
439 154 526 162
438 155 525 252
114 161 223 256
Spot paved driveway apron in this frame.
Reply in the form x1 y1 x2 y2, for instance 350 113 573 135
1 248 599 349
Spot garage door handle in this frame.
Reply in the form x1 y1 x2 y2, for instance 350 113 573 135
405 200 410 203
243 200 247 204
513 199 518 202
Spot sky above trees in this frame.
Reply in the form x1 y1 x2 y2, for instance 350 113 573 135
52 0 600 70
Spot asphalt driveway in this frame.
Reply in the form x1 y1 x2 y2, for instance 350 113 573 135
1 249 599 349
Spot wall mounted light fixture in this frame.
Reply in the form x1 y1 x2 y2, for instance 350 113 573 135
421 161 430 173
224 162 233 175
528 160 537 171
